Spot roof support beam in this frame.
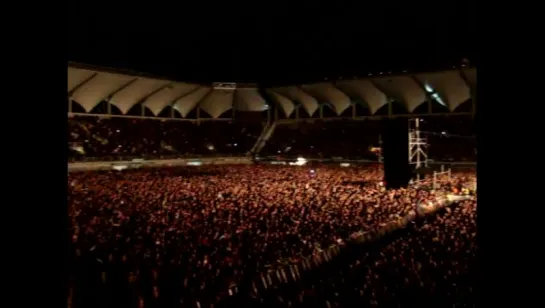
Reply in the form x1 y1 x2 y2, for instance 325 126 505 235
331 82 372 111
103 78 139 103
410 76 434 113
296 86 323 115
458 70 475 100
458 70 476 116
168 85 202 107
296 86 321 102
135 83 174 105
232 89 238 112
68 72 98 98
264 89 294 118
330 82 350 99
195 88 215 120
369 79 394 116
195 88 214 109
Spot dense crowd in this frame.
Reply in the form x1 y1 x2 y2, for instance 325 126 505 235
68 115 475 162
262 116 476 162
261 121 381 160
236 198 477 307
68 116 263 161
423 116 476 162
68 165 476 307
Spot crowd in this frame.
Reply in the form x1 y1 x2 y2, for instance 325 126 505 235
234 198 477 307
261 120 381 160
68 116 263 161
422 116 476 162
262 116 476 162
68 115 475 163
68 164 476 307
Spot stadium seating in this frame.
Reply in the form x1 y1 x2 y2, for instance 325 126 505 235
68 115 475 162
68 116 264 161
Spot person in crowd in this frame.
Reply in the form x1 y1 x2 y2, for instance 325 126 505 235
231 197 476 307
68 116 263 161
68 115 475 162
68 164 476 307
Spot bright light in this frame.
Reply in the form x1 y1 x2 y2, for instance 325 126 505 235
424 84 434 93
425 84 447 107
310 169 315 173
290 158 307 166
432 93 447 107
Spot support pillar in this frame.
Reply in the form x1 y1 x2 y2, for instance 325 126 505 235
387 100 393 118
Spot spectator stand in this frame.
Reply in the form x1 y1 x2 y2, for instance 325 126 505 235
69 64 475 164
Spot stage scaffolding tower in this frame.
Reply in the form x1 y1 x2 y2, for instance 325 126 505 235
409 118 428 182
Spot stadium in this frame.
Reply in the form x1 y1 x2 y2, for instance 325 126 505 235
68 60 477 308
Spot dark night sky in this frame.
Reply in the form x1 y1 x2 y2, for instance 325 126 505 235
69 2 475 86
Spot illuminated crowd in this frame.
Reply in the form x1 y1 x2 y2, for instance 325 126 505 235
262 117 476 162
68 116 263 161
68 115 476 162
68 164 476 307
67 114 476 307
235 198 477 307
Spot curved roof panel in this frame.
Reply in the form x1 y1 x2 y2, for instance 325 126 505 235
109 78 171 114
416 70 471 111
301 83 351 115
234 88 269 111
70 72 136 112
173 86 211 117
267 90 295 117
335 80 388 114
371 76 427 112
68 64 476 118
68 68 96 92
199 90 235 118
461 67 476 90
142 83 200 115
269 87 319 116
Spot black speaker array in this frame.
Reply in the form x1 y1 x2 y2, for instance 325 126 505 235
381 118 412 189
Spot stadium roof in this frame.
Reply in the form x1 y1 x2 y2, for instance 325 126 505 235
68 64 476 119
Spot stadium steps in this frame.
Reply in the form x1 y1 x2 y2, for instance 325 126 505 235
248 122 277 156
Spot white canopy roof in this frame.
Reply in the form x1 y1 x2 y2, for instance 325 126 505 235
68 65 476 117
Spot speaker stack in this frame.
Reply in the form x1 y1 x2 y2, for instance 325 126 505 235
381 118 413 189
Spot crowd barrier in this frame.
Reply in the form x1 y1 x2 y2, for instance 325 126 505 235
222 193 471 299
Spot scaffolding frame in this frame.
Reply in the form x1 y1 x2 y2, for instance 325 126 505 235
409 118 428 169
433 165 452 189
408 118 429 184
